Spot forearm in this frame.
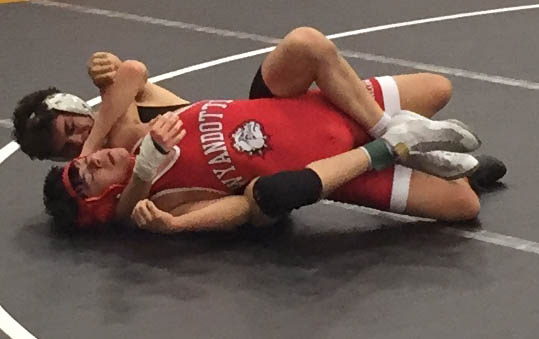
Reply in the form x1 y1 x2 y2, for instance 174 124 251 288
115 174 152 220
81 60 148 155
167 196 251 232
306 147 370 197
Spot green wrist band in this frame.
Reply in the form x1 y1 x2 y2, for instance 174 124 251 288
362 139 394 171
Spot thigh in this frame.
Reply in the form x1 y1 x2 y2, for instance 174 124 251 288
392 73 452 118
405 170 480 221
364 76 401 116
328 165 410 212
328 165 480 222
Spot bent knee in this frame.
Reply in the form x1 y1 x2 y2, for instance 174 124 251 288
407 175 480 222
442 185 480 221
284 27 338 61
424 73 452 111
243 178 280 227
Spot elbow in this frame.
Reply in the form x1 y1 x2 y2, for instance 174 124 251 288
118 60 148 88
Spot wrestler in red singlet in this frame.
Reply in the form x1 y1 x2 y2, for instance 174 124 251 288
148 77 411 213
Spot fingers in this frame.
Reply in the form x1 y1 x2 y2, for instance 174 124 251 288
159 111 177 129
91 64 116 75
149 112 186 152
167 119 184 136
146 200 162 217
93 72 116 86
131 200 171 233
131 204 145 227
151 111 173 130
148 117 159 127
171 128 187 146
132 200 154 227
91 52 109 59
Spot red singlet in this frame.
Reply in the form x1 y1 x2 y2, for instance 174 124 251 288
148 77 410 212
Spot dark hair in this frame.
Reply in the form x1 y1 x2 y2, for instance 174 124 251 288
12 87 61 160
43 166 80 233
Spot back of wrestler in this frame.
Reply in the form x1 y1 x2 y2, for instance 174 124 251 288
150 91 370 196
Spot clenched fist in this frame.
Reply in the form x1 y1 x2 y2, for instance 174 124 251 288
87 52 122 88
131 199 174 233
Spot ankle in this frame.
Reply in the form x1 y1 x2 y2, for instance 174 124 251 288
368 112 391 138
360 139 394 171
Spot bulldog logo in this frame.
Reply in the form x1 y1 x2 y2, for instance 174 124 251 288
231 120 268 156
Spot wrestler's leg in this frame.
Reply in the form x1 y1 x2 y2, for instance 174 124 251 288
405 171 480 221
244 147 373 226
364 74 452 118
330 166 480 222
393 73 452 118
260 27 385 131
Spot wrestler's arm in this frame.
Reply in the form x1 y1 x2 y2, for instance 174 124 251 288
88 52 190 105
115 175 153 221
131 195 252 233
80 59 148 156
131 146 376 233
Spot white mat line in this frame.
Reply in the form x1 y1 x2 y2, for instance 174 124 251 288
0 141 20 165
322 200 539 256
340 50 539 90
0 119 13 129
30 1 539 49
30 0 280 44
326 4 539 40
440 227 539 255
0 306 37 339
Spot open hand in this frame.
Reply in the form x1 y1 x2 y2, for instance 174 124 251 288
149 111 187 153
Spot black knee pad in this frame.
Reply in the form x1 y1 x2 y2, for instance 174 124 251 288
253 168 323 217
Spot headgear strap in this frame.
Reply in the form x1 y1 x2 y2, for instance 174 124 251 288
44 93 95 118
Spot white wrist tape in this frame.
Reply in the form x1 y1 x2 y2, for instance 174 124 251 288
133 135 168 182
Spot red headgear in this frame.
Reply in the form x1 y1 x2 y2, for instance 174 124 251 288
61 156 135 228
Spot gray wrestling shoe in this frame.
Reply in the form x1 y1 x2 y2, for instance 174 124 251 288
382 111 481 157
401 150 479 180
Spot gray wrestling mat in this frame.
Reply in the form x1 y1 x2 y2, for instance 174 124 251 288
1 0 538 338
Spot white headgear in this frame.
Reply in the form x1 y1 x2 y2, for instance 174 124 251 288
43 93 95 119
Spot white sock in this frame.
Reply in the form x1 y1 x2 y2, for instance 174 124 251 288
368 112 391 138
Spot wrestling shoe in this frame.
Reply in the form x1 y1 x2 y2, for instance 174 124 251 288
400 150 479 180
382 110 481 157
468 155 507 190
